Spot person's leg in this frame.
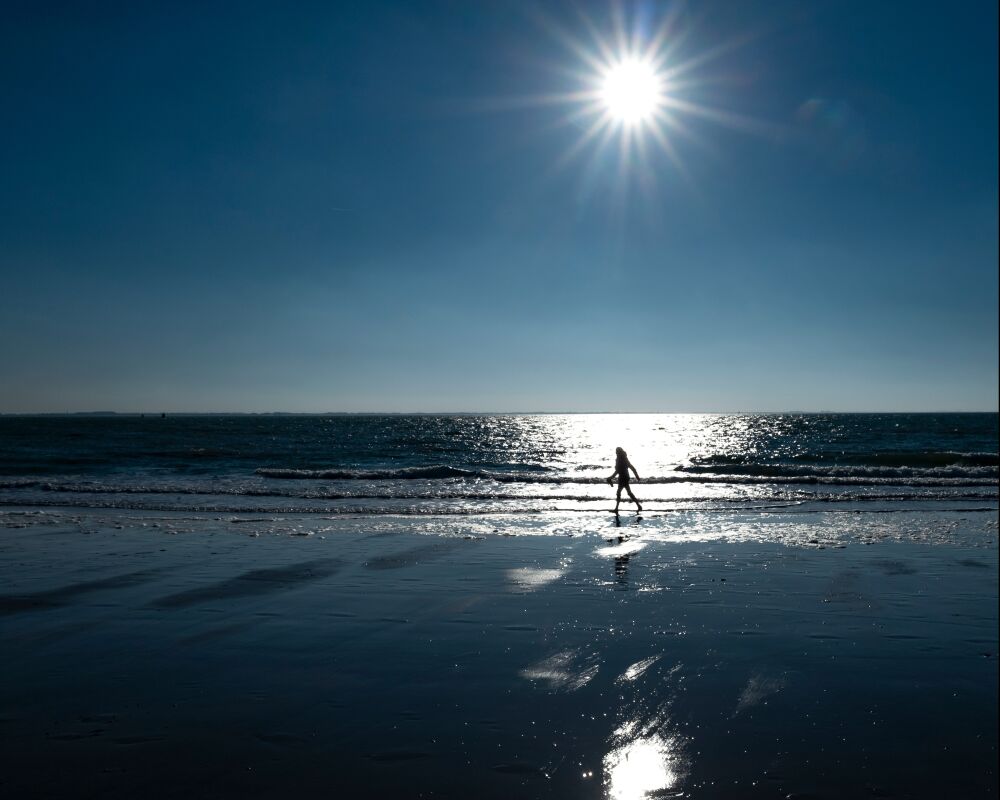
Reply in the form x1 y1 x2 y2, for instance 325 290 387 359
625 485 641 511
615 485 622 512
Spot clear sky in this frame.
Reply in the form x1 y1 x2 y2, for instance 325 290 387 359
1 0 997 412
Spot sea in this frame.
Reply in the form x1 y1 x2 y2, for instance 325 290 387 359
0 413 996 516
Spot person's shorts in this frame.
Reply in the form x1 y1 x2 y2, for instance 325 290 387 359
617 476 630 487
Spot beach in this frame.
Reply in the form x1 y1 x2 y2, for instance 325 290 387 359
4 0 997 794
2 505 996 798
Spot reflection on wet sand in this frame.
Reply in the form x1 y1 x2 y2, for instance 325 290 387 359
2 511 995 799
733 673 787 717
597 531 647 589
604 727 684 799
595 540 647 559
614 553 630 585
591 513 644 589
506 565 566 592
602 651 687 799
520 649 599 691
616 655 662 684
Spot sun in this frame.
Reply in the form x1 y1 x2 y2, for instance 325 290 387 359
599 57 664 126
484 4 767 192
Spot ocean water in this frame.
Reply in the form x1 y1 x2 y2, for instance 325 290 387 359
0 413 996 515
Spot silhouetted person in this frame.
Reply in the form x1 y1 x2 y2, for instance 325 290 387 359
607 446 641 513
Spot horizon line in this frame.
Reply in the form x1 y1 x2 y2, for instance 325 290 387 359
2 409 997 416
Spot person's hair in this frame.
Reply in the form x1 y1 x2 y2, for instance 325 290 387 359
616 447 625 456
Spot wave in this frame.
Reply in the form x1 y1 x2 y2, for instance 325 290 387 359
4 468 997 499
2 492 997 515
1 489 994 504
675 463 998 480
256 465 485 480
691 451 998 468
2 479 995 503
253 465 996 487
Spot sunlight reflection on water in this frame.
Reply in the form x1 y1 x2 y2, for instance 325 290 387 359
2 413 993 515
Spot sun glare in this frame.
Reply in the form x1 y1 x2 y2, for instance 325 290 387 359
496 5 766 194
600 58 663 125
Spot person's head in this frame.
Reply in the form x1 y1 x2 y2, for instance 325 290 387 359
616 447 625 457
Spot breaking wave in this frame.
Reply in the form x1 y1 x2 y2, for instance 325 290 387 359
254 464 996 487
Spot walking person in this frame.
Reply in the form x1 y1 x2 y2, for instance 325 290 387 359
608 446 641 514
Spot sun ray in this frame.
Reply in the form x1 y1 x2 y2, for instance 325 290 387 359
531 5 610 76
549 115 616 175
660 29 763 84
646 122 693 184
609 2 631 64
644 4 688 62
660 96 784 139
452 2 775 209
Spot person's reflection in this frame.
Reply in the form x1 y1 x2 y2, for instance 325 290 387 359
611 511 625 534
614 553 630 585
611 514 630 585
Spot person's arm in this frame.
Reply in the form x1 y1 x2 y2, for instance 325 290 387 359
628 460 640 480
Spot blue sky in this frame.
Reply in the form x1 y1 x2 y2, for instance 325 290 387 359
1 0 996 412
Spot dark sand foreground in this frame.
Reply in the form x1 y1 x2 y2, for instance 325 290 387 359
1 508 997 798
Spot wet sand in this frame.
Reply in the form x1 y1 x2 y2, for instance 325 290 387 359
1 508 997 798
